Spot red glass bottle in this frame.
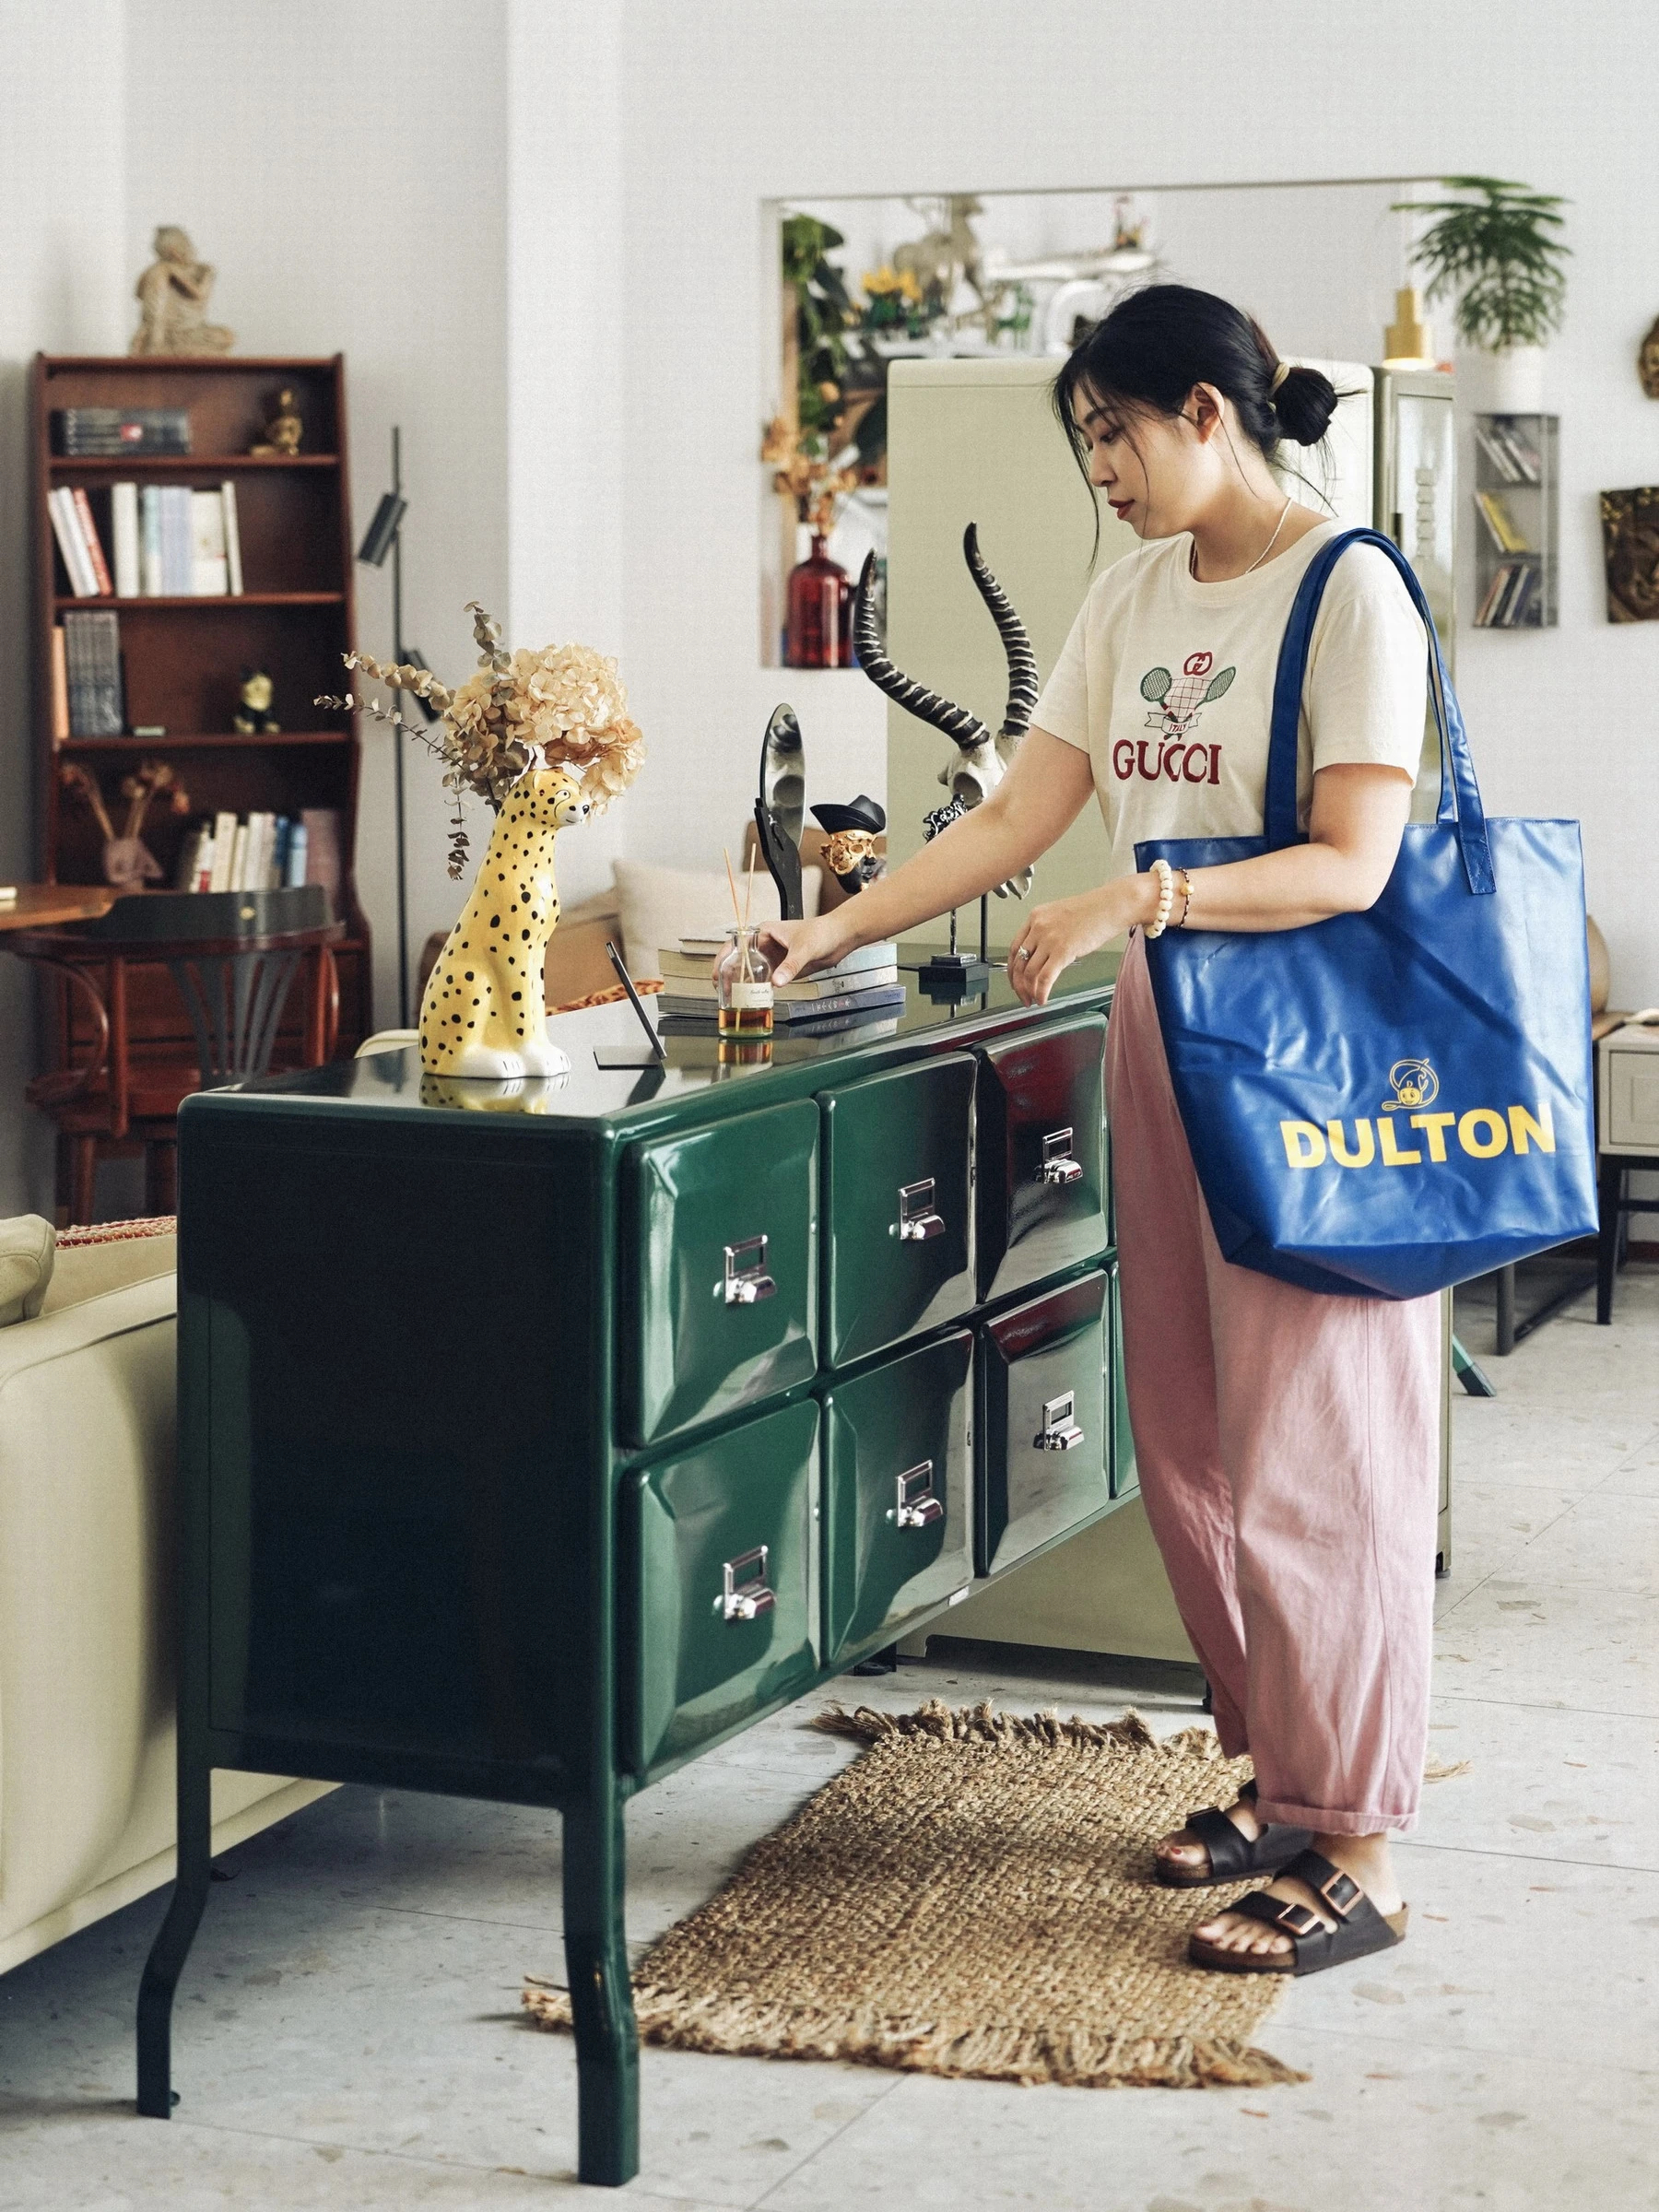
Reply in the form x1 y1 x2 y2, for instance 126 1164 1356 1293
783 535 853 668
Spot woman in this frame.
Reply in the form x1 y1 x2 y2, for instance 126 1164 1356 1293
759 285 1438 1979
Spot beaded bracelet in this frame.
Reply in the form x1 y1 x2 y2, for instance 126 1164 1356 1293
1145 856 1175 938
1176 868 1195 928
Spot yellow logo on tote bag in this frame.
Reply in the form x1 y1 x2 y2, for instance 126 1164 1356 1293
1280 1096 1555 1170
1382 1058 1439 1111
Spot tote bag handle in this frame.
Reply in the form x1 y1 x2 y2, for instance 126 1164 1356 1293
1262 527 1496 896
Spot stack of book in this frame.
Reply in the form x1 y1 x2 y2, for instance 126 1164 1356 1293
1475 561 1542 628
49 482 243 598
52 406 191 455
61 610 124 736
1473 419 1542 484
175 808 336 894
655 938 905 1032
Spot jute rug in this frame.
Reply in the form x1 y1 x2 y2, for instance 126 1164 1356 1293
523 1700 1307 2090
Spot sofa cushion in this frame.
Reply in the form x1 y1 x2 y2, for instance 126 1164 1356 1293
613 859 822 980
41 1218 176 1315
0 1216 55 1326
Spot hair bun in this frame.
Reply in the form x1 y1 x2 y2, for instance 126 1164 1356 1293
1273 362 1339 446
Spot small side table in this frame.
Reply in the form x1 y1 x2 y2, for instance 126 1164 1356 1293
1595 1014 1659 1324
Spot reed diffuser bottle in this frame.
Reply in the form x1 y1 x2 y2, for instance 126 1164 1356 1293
714 924 775 1037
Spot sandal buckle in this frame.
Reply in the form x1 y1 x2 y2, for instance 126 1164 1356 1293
1315 1867 1360 1918
1276 1901 1323 1937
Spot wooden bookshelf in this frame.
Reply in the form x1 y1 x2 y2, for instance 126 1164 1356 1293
31 352 371 1062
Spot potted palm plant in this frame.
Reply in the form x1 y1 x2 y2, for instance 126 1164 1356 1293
1396 176 1570 412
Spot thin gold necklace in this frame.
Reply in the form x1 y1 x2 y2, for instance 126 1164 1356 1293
1189 496 1294 581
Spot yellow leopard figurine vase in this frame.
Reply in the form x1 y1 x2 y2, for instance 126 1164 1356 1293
418 764 592 1078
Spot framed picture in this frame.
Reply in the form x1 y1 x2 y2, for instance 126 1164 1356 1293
1600 487 1659 622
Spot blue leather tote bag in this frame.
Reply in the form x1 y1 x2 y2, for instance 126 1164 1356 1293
1135 527 1596 1300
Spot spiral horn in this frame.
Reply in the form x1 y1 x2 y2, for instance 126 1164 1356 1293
853 554 991 755
962 524 1040 742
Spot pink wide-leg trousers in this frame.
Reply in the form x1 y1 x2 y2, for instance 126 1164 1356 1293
1105 931 1442 1836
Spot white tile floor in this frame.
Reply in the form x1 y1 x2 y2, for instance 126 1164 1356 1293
2 1269 1656 2211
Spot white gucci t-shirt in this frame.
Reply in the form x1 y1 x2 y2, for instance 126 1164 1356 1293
1033 521 1429 881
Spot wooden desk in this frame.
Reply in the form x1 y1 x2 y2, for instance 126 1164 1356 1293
0 883 117 933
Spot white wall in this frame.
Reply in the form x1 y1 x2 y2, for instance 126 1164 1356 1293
0 0 128 1214
124 0 510 1031
509 0 1657 1004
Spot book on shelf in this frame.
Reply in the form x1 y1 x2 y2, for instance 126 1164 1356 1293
654 981 908 1026
63 610 123 735
52 406 191 455
49 626 68 743
660 935 898 979
49 488 99 596
209 809 239 892
191 489 229 594
221 480 244 594
111 481 140 598
139 487 163 594
69 488 113 594
1481 418 1542 483
299 808 342 901
1475 489 1532 556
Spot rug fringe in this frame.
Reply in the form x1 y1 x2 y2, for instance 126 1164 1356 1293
807 1697 1230 1763
521 1982 1305 2090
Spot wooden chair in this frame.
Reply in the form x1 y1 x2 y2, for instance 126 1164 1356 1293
8 888 343 1224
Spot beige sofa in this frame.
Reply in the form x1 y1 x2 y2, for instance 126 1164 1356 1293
0 1218 330 1977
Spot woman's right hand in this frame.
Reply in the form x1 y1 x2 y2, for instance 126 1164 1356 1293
755 910 856 985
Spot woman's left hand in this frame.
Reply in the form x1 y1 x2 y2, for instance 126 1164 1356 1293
1006 884 1138 1005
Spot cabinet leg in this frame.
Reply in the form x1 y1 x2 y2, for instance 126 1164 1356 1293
136 1741 211 2116
1596 1158 1622 1325
562 1791 639 2188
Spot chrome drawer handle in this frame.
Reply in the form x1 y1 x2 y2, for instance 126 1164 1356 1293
721 1234 776 1306
715 1544 777 1622
887 1459 945 1530
891 1176 946 1243
1039 1127 1083 1185
1034 1391 1085 1453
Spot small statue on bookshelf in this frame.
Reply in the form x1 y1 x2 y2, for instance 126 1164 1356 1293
250 389 304 456
129 226 235 358
233 669 281 735
60 759 190 888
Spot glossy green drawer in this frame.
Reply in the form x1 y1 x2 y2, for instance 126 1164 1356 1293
1107 1257 1137 1499
820 1053 976 1368
821 1329 974 1668
621 1099 819 1447
978 1269 1110 1578
975 1015 1108 1303
623 1398 818 1775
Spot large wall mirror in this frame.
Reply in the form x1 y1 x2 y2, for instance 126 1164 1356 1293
762 179 1457 944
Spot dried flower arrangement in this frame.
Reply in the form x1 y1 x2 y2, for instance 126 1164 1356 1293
60 759 191 888
319 604 645 1081
319 601 643 879
761 416 861 539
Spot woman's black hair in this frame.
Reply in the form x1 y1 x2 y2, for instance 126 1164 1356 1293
1052 284 1340 540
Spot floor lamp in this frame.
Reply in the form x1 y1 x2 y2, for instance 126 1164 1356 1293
357 427 438 1028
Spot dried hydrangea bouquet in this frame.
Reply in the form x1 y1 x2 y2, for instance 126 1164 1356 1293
321 604 643 1078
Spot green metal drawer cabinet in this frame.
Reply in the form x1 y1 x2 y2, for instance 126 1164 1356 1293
137 946 1131 2188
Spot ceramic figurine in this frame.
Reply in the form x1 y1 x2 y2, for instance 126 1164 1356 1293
810 794 886 894
59 759 189 888
853 522 1040 899
129 227 235 357
417 763 592 1079
250 388 303 456
233 668 281 735
318 599 644 1078
754 703 807 919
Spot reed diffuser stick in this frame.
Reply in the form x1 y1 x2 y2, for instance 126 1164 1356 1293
743 843 756 928
723 845 742 926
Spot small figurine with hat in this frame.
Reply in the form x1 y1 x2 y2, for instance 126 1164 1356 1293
810 794 887 896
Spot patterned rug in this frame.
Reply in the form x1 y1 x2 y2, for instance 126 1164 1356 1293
524 1700 1306 2090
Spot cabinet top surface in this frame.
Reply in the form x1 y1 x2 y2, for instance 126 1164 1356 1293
191 941 1121 1139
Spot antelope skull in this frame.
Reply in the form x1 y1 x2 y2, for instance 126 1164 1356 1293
853 524 1038 898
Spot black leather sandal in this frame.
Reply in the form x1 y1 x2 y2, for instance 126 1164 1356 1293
1152 1779 1314 1889
1186 1847 1409 1976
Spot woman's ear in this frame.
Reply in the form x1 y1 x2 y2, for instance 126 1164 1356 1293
1186 384 1227 443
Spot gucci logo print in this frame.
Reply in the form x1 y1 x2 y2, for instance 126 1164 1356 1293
1115 650 1234 784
